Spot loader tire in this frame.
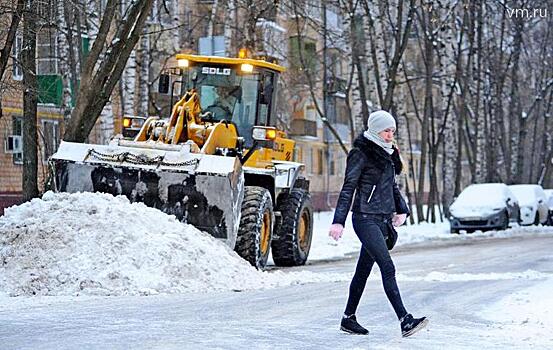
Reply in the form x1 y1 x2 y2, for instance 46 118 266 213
272 188 313 266
234 186 273 269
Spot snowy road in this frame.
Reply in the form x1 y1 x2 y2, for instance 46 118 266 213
2 234 553 350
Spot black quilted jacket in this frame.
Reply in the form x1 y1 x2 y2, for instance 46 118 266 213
332 134 410 226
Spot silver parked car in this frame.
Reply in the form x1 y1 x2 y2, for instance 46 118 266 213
508 184 549 226
449 183 520 234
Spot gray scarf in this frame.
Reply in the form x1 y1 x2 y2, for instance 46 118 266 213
363 129 394 155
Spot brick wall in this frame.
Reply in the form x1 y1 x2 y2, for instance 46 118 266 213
1 89 65 214
0 192 23 216
1 90 24 195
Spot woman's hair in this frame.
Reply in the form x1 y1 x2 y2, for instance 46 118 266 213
391 142 408 175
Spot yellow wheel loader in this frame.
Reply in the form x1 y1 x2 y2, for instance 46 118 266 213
49 54 314 269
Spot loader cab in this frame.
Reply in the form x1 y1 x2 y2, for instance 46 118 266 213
175 54 282 148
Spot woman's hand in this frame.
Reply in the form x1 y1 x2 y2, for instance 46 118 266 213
392 213 407 227
329 223 344 241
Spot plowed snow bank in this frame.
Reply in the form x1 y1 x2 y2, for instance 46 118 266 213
0 192 343 296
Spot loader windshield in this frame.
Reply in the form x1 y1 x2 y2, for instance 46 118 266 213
187 65 260 145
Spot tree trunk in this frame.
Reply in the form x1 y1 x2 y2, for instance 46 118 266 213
351 14 370 126
416 6 434 223
474 1 486 183
538 91 553 185
63 0 155 143
137 34 150 117
22 0 38 201
509 17 524 183
0 0 24 82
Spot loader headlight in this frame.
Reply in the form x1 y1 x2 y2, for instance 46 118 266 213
123 118 132 128
178 58 189 68
240 63 254 73
266 129 277 140
238 48 249 59
252 127 277 141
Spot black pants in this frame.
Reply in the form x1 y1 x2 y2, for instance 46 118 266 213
344 212 408 320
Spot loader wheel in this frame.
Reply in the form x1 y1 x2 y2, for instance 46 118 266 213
272 188 313 266
234 186 273 269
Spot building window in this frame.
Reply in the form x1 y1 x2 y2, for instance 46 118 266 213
336 104 349 124
37 27 58 75
294 146 303 163
306 0 321 19
36 27 62 106
317 148 323 175
42 120 60 161
330 158 335 175
256 19 286 61
12 35 23 80
289 36 318 73
12 117 23 165
305 105 317 121
198 36 226 56
36 0 57 22
309 148 314 174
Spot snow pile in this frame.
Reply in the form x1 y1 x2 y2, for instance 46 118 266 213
0 192 347 297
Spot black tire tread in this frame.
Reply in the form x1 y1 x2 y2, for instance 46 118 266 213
272 188 313 266
498 211 508 230
234 186 272 269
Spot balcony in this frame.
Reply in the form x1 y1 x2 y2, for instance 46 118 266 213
255 19 286 61
37 74 63 107
289 119 317 137
327 77 347 94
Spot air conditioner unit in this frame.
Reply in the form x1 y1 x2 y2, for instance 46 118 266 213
4 135 22 153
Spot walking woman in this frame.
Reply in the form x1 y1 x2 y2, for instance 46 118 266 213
329 110 428 337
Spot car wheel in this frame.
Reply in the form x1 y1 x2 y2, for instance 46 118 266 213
450 228 459 234
533 213 540 226
501 212 509 230
271 188 314 267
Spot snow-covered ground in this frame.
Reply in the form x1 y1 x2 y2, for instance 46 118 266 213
480 277 553 344
2 192 553 349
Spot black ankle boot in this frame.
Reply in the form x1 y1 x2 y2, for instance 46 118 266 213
340 315 369 335
400 313 428 337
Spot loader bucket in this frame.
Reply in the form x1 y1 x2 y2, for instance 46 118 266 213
49 141 244 248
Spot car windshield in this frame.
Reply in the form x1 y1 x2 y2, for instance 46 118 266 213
454 184 507 207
